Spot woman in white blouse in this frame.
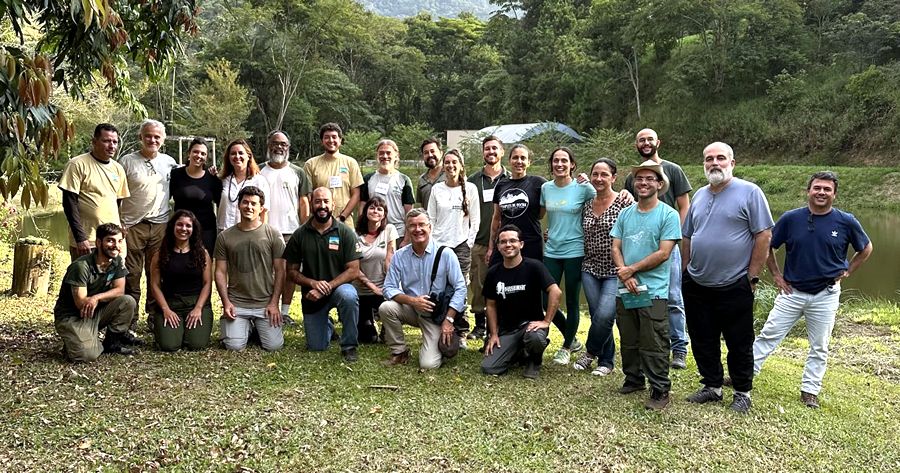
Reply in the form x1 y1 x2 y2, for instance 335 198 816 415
216 139 271 230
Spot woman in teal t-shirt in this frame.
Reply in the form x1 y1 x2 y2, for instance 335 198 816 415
541 147 596 365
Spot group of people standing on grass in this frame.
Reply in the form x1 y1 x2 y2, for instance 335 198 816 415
52 121 872 412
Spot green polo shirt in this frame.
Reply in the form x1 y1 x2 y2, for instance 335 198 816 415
283 218 362 312
468 167 509 246
53 250 128 320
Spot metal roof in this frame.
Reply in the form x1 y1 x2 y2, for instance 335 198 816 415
475 122 584 143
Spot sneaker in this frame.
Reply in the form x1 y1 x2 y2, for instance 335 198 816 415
618 383 646 394
282 314 296 326
341 347 359 363
671 352 687 370
591 365 613 377
458 337 468 351
645 389 671 410
686 386 723 404
523 362 541 379
800 391 820 409
552 348 571 365
382 349 410 366
572 352 596 371
729 393 752 413
468 327 486 340
119 331 145 347
569 339 584 353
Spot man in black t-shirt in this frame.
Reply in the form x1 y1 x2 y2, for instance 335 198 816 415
481 225 561 379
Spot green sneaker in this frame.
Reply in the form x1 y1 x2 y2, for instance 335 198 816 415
552 348 571 365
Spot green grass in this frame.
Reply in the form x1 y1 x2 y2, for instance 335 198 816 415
2 245 900 471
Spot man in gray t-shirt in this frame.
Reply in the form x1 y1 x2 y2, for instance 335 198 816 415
682 142 773 414
624 128 693 369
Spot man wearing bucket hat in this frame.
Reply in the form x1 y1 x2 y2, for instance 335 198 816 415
610 160 681 410
681 142 774 413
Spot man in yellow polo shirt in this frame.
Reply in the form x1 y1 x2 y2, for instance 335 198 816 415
303 123 363 225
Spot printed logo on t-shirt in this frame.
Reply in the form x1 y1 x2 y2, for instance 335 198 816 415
498 188 529 218
831 230 838 238
496 281 526 300
339 166 349 175
328 236 340 251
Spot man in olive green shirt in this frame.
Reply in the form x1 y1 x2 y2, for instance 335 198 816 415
54 223 142 362
214 186 286 352
284 187 362 362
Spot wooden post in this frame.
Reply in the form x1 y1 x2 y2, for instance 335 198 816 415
11 238 52 297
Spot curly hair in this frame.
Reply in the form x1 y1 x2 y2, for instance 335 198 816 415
157 210 207 273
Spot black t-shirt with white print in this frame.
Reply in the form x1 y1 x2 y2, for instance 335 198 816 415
482 257 556 334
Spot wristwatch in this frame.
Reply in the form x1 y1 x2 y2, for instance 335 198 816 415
749 275 760 284
445 316 455 324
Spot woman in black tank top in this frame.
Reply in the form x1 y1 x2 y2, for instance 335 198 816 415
148 210 213 351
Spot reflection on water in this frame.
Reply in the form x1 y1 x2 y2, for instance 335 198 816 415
20 207 900 300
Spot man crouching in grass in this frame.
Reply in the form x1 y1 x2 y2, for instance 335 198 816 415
54 223 142 362
481 224 561 379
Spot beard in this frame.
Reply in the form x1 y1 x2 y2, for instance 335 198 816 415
424 157 438 170
101 245 119 260
267 150 287 164
638 144 657 158
705 168 728 186
313 208 333 223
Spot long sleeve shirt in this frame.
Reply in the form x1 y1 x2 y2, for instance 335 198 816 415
382 239 467 313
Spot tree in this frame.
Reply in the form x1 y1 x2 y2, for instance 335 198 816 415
188 59 253 143
0 0 199 207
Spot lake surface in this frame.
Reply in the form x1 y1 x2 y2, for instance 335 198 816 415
20 207 900 301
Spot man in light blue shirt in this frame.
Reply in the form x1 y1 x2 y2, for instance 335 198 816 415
380 208 467 369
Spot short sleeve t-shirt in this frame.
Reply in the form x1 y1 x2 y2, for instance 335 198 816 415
582 195 632 278
303 152 364 216
482 257 556 333
682 178 775 287
57 153 130 246
53 251 128 320
353 224 399 296
611 203 681 298
117 151 179 225
541 180 596 258
417 170 446 207
214 223 285 308
493 175 546 255
283 219 363 313
170 167 222 233
772 207 870 294
624 159 692 211
360 172 414 237
468 168 509 246
260 163 312 235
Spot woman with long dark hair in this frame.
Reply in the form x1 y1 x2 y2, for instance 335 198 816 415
170 138 222 253
217 139 270 230
149 210 213 351
353 196 398 343
487 143 547 266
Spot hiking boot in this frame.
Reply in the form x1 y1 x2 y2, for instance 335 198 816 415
341 347 359 363
119 331 145 346
468 326 486 340
592 365 613 377
382 349 410 366
552 348 571 365
686 386 723 404
522 361 541 380
572 352 596 371
569 339 584 353
102 332 135 356
801 391 820 409
671 352 687 370
645 389 671 410
618 383 646 395
729 393 752 413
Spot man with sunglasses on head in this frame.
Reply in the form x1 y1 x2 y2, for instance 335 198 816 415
752 171 872 409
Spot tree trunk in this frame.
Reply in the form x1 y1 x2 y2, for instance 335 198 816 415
11 241 51 297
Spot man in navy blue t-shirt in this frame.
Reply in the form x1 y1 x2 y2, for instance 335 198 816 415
752 171 873 408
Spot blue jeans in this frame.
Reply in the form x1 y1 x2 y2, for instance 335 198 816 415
302 283 359 351
581 272 617 368
668 248 689 355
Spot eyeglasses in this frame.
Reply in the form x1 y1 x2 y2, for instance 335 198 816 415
270 142 290 148
144 160 156 177
808 213 815 232
498 238 520 245
634 176 658 183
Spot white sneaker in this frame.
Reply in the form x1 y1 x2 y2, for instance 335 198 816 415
552 348 571 365
591 365 613 376
458 337 468 350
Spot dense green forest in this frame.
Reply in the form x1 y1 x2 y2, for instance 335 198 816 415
11 0 900 167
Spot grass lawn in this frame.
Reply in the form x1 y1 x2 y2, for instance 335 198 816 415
2 244 900 471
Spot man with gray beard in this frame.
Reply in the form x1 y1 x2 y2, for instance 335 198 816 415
681 142 774 413
260 130 312 325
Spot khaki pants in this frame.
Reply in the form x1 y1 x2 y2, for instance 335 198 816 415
469 243 489 315
124 221 166 326
55 296 135 362
379 300 444 370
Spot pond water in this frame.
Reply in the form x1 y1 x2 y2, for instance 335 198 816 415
20 207 900 301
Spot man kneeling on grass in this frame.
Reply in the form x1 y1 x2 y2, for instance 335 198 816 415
611 161 681 410
55 223 142 362
481 225 561 379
